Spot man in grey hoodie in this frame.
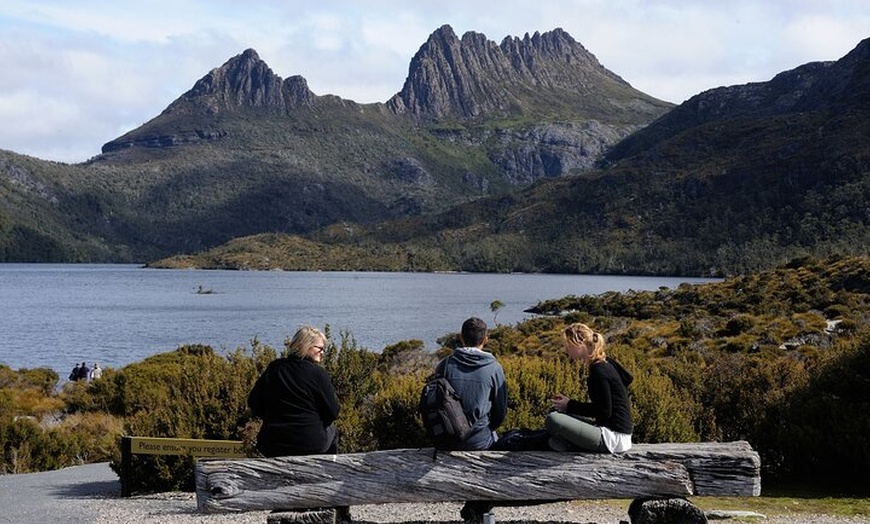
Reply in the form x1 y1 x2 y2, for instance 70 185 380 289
438 317 508 523
440 316 508 451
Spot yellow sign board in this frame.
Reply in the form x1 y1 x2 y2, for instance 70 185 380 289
129 436 246 458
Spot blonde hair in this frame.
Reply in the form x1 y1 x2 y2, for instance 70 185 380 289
285 325 326 358
563 323 607 363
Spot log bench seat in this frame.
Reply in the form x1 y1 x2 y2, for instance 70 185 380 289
194 440 760 523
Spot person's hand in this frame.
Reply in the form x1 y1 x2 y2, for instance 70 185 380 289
550 393 569 412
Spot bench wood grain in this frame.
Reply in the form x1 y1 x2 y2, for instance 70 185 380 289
195 441 760 514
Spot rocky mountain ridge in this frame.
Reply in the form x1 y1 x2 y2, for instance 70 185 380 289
605 37 870 162
159 34 870 275
2 25 673 262
103 25 668 156
102 49 318 152
393 35 870 275
4 28 867 272
387 25 636 119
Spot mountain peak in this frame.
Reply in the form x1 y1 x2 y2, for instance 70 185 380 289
101 48 315 153
101 26 670 163
163 48 313 115
387 25 640 119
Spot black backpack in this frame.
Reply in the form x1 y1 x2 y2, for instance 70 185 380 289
419 357 473 448
490 428 552 451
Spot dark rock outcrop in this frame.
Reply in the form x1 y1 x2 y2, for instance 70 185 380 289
628 497 708 524
179 48 287 111
169 49 314 114
487 121 624 183
102 49 316 152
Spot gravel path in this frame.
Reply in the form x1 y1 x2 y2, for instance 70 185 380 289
1 462 866 524
0 462 116 524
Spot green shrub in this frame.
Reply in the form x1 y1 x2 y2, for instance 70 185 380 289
322 330 382 452
723 314 754 336
700 352 810 445
630 367 699 443
62 367 121 413
823 303 851 319
97 342 272 493
365 373 429 450
0 366 118 474
500 355 583 430
18 368 60 396
2 417 43 473
761 328 870 482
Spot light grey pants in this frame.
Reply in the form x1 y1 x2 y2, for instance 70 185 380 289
545 412 608 452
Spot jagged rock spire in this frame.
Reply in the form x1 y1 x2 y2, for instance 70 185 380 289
388 25 632 118
165 48 313 115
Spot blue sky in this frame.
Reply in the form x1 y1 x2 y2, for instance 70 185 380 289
1 0 868 164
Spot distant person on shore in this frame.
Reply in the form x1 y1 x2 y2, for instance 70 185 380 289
248 325 340 456
68 363 81 381
546 322 633 453
89 363 102 381
78 362 90 382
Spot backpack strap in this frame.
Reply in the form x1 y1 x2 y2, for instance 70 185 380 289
428 354 454 462
434 354 452 379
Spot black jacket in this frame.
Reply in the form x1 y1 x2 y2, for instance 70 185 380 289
248 355 340 456
567 357 633 434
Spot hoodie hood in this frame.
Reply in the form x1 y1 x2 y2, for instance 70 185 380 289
449 347 498 370
607 357 634 387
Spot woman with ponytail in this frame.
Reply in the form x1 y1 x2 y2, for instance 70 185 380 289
546 322 634 453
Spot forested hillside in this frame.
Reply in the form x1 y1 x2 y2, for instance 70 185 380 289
159 38 870 276
7 31 869 276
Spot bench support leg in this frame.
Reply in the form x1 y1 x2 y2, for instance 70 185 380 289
266 507 351 524
628 497 707 524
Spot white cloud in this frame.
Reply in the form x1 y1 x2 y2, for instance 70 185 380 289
0 90 95 159
0 0 867 162
783 13 870 61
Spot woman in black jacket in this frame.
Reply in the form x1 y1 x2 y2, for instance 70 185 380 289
248 325 340 457
546 322 634 453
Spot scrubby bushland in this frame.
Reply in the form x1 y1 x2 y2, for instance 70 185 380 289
104 342 275 493
762 329 870 480
1 255 867 493
0 365 122 473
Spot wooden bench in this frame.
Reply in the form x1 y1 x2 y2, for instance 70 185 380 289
194 441 760 523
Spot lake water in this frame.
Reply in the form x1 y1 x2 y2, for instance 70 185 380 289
0 264 715 376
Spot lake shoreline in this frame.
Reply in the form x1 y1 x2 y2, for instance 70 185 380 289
1 264 716 375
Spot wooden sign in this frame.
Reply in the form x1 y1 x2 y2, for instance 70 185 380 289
128 436 246 458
